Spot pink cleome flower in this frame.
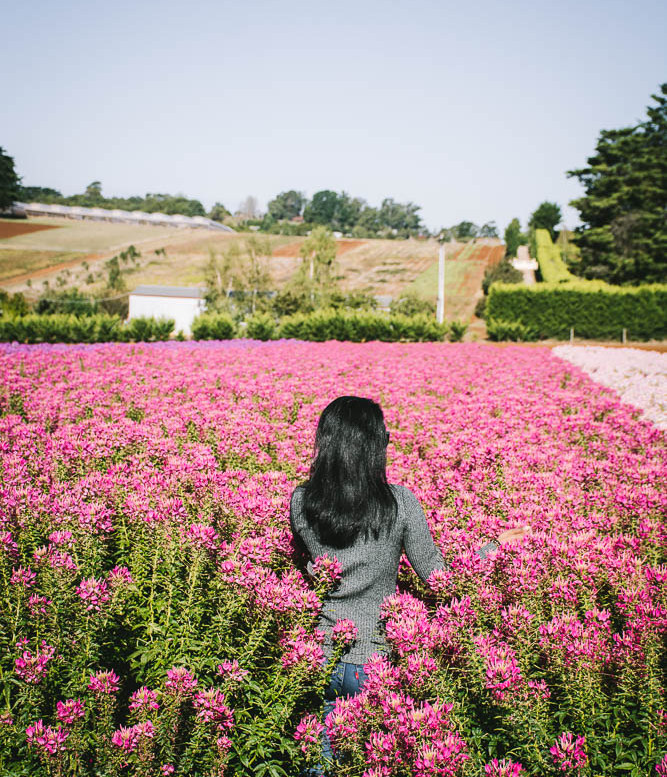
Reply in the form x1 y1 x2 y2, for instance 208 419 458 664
56 698 85 725
108 565 133 587
15 640 55 684
88 670 120 695
217 660 249 683
550 732 588 773
76 576 110 612
656 753 667 777
294 713 324 754
26 719 69 755
280 626 325 672
111 720 155 752
164 666 197 696
193 689 234 728
332 619 358 647
485 758 525 776
129 686 159 712
10 566 36 587
312 554 343 588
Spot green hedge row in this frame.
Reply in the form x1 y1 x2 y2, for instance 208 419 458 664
192 310 463 342
0 315 175 344
535 228 573 283
487 282 667 340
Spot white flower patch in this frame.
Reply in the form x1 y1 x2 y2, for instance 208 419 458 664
553 345 667 430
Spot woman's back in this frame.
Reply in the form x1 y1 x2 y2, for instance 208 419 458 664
290 483 446 665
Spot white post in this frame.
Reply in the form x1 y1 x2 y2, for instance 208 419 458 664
436 244 445 324
570 327 574 344
622 328 627 344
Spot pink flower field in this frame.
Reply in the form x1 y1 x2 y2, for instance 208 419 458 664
0 340 665 777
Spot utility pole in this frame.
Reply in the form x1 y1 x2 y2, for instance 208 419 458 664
436 243 445 324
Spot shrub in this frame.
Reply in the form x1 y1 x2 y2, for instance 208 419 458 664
534 228 573 283
487 282 667 340
447 319 468 342
245 312 276 341
0 314 175 344
486 318 537 341
482 258 523 295
191 313 236 340
35 288 98 316
123 316 174 342
474 297 487 319
390 293 436 317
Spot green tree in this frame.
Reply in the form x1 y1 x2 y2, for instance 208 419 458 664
479 221 499 238
296 226 338 300
567 83 666 284
504 218 522 258
528 201 562 241
452 221 478 240
16 185 62 203
267 190 306 221
208 202 231 222
378 198 422 235
85 181 103 202
0 147 21 212
303 190 339 225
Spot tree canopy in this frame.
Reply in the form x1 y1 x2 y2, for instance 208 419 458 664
504 218 522 258
0 147 21 212
267 190 306 221
567 83 666 284
528 202 562 240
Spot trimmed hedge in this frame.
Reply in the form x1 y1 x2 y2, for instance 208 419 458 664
275 310 454 342
487 230 667 340
535 228 573 283
487 283 667 340
190 313 236 340
0 314 174 343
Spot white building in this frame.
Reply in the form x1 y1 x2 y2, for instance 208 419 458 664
128 285 206 336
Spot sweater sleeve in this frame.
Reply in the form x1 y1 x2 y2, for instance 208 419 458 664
400 487 500 580
400 487 448 581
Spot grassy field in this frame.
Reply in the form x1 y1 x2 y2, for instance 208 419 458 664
1 218 505 322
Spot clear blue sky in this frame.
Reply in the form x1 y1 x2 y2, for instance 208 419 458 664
3 0 665 232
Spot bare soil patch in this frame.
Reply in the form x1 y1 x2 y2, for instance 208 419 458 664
0 221 60 239
272 240 366 258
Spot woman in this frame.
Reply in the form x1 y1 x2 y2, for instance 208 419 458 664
289 396 530 771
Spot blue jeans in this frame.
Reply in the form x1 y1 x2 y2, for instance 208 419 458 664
305 660 368 776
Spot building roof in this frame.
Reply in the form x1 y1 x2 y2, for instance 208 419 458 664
130 285 206 299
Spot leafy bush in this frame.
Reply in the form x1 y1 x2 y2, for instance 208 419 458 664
245 312 276 341
0 290 30 317
0 315 175 343
482 258 523 295
277 310 447 342
35 288 98 316
447 319 468 342
390 293 436 317
474 297 487 319
487 282 667 340
191 313 236 340
486 318 537 342
534 228 573 283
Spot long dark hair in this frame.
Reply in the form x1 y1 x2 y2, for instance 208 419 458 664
302 396 397 548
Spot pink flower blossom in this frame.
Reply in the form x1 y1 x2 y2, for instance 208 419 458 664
294 713 324 754
108 565 133 587
280 626 325 671
217 660 249 683
193 689 234 727
76 576 110 611
332 619 358 647
550 732 588 773
87 670 120 695
129 686 159 713
10 566 36 587
26 719 69 755
165 666 197 696
56 698 85 725
312 554 343 587
15 640 55 684
485 758 525 776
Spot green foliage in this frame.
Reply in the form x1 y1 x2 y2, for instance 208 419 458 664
122 316 174 342
0 314 177 343
191 313 237 340
534 229 573 283
35 287 98 316
504 218 522 258
528 202 562 240
0 290 30 317
486 282 667 340
267 190 306 221
451 221 478 240
479 221 499 238
486 318 537 341
328 292 378 311
208 202 231 222
16 185 63 202
474 296 487 319
448 319 468 342
204 238 272 318
568 84 667 284
0 146 21 212
296 227 338 299
482 258 523 295
270 289 315 317
245 312 276 341
390 293 436 317
277 310 448 342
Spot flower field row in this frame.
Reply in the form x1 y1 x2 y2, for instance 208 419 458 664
553 345 667 430
0 340 665 777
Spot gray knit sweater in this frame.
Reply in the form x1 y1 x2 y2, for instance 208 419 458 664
289 483 498 665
